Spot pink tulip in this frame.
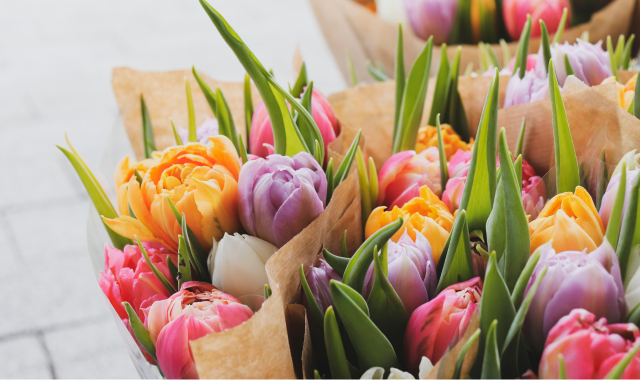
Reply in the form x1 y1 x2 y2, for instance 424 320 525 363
503 0 571 41
403 277 483 376
522 175 546 220
378 147 441 208
539 308 640 378
146 282 254 379
403 0 458 44
250 89 340 159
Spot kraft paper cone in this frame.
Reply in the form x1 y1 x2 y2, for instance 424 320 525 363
310 0 636 84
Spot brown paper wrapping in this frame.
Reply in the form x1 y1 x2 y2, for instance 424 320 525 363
111 67 363 378
310 0 637 84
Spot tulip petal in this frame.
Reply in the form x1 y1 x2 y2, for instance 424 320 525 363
272 179 324 247
156 314 214 379
216 303 254 331
551 209 598 252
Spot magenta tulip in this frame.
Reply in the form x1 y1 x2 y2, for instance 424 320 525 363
250 89 340 159
403 277 483 376
146 282 254 379
523 241 626 353
378 147 441 208
503 0 571 41
539 308 640 378
363 231 437 314
403 0 458 44
238 152 327 248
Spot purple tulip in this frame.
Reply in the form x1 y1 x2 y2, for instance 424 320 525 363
363 231 437 314
536 38 612 87
523 240 626 353
404 0 458 44
503 68 550 108
305 259 342 313
178 117 219 144
238 152 327 248
599 169 640 230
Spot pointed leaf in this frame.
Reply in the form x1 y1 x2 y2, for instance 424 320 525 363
615 35 626 70
558 354 567 379
323 249 350 276
238 133 249 164
485 43 501 70
394 24 405 143
135 236 176 294
330 281 399 371
264 284 272 299
515 118 526 158
297 82 317 154
165 197 208 271
170 119 183 145
606 163 627 250
140 95 156 158
458 71 499 232
244 73 253 153
177 235 191 288
500 39 511 68
185 77 197 143
549 59 581 193
514 155 523 193
300 265 325 332
608 36 620 81
192 66 218 116
564 54 575 76
123 301 157 362
324 306 351 379
181 213 207 280
622 35 636 71
513 15 532 79
356 146 372 223
453 328 481 379
428 44 451 126
604 341 640 379
437 210 474 293
437 115 449 192
167 255 178 283
335 130 362 186
635 69 640 118
443 47 470 142
481 320 501 379
214 88 241 154
511 243 543 309
346 50 358 86
291 62 308 98
326 158 335 204
616 171 640 282
366 60 390 82
540 21 552 74
552 8 569 44
368 157 378 211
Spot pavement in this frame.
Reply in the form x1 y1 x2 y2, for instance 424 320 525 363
0 1 345 378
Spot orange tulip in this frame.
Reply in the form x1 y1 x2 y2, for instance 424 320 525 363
415 124 474 161
529 186 605 254
104 136 241 252
602 74 637 111
365 186 454 263
114 154 160 217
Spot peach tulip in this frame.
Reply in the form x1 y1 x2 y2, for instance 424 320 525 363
529 186 605 253
602 74 637 111
365 186 453 263
113 154 160 217
415 124 474 161
104 136 241 252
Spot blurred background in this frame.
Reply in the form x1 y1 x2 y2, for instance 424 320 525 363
0 1 344 378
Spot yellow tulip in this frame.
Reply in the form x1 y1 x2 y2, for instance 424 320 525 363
415 124 474 161
529 186 605 254
365 186 454 263
104 136 241 252
602 74 637 111
114 153 160 217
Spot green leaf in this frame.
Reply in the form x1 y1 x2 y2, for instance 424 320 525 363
185 77 197 143
238 133 249 164
177 235 192 288
458 71 499 232
264 284 272 299
291 62 308 98
335 130 362 187
367 243 410 356
300 265 325 332
615 35 626 70
366 60 391 82
513 15 532 79
515 119 526 159
392 37 434 154
199 0 313 158
478 0 498 43
181 213 207 280
442 47 470 143
635 70 640 118
453 328 480 379
549 58 581 194
622 35 636 71
170 119 183 145
485 43 501 70
341 231 348 258
436 115 449 193
346 50 358 87
140 95 156 158
297 82 317 155
616 171 640 283
214 88 241 155
326 158 335 205
625 301 640 325
628 98 635 115
368 157 379 211
608 36 620 81
330 280 399 371
481 320 501 379
244 73 253 153
514 155 523 193
393 24 405 145
123 302 157 362
564 54 575 77
135 236 176 294
450 0 473 44
57 141 130 250
487 129 531 291
324 249 350 277
437 210 474 293
606 163 627 250
428 44 451 126
540 21 552 74
343 217 404 294
604 341 640 379
552 8 569 44
356 146 372 223
500 39 511 68
558 354 567 379
165 197 208 272
192 66 218 116
511 244 543 309
324 306 351 379
167 255 178 284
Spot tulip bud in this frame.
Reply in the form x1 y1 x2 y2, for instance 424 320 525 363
304 259 342 314
178 117 219 145
363 231 437 314
529 186 605 253
415 124 474 161
377 148 441 209
546 39 612 87
600 169 640 230
376 0 411 26
503 69 550 109
523 241 626 353
238 152 327 248
208 233 278 300
250 90 340 159
539 309 640 378
503 0 571 41
404 277 482 376
403 0 458 44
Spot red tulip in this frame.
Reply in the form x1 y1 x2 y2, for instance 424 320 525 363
404 277 483 376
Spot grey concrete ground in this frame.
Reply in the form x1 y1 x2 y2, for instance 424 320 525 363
0 1 344 378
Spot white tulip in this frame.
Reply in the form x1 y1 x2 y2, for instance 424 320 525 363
359 357 432 380
208 233 277 299
375 0 409 26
